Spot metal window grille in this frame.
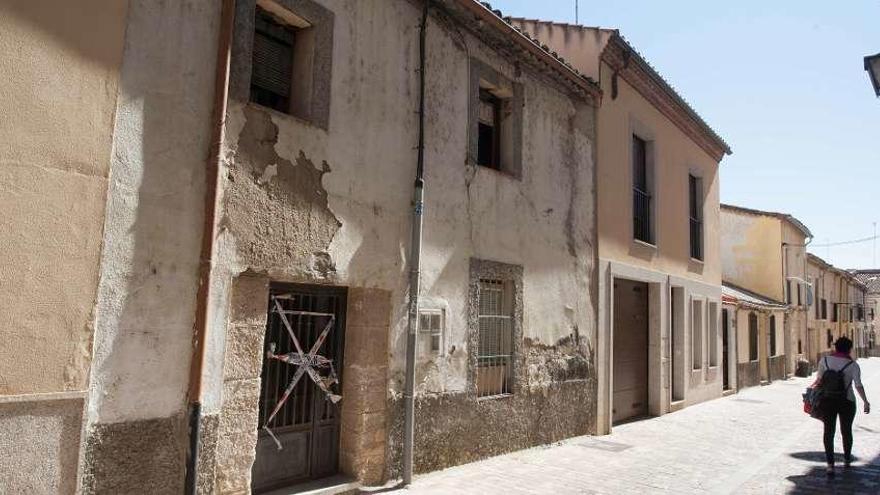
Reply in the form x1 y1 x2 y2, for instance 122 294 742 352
477 279 513 397
250 7 295 113
419 310 443 353
632 135 652 244
748 313 758 361
689 174 703 260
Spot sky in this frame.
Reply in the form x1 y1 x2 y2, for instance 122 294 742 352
490 0 880 269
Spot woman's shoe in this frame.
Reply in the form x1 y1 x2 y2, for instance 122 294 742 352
826 465 835 477
844 455 852 468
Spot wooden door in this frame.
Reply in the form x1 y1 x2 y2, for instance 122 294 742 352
613 279 649 424
252 285 346 493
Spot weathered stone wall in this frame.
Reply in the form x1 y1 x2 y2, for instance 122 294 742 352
768 355 786 382
737 362 761 390
200 0 598 489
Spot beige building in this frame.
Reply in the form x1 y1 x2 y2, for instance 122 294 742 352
852 269 880 353
722 284 787 389
0 1 129 493
2 0 604 492
508 19 732 432
720 204 813 378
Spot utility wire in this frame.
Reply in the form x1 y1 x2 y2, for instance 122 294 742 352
811 235 879 248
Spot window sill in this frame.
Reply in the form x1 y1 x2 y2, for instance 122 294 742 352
471 162 521 181
246 101 321 131
690 257 705 265
477 393 514 402
633 239 657 250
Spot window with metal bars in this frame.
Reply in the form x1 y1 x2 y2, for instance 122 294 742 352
748 312 759 361
689 174 703 260
476 278 513 397
632 135 652 244
251 6 296 113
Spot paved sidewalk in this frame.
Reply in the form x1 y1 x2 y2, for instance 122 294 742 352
391 357 880 494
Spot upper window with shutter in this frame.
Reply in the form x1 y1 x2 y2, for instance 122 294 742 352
251 7 296 113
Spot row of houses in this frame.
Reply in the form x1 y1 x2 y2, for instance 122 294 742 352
720 205 874 391
0 1 873 494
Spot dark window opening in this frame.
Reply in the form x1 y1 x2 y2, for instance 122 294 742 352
827 329 833 347
250 6 296 113
832 304 838 322
632 135 652 244
797 284 802 306
798 339 803 354
822 299 828 319
477 89 501 170
748 312 758 361
786 280 792 304
769 315 777 356
689 174 703 260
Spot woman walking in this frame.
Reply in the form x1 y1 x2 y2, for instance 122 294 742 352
812 337 871 477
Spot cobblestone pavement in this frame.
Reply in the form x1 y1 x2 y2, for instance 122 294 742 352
390 357 880 495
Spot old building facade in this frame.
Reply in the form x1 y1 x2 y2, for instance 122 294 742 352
507 19 732 432
852 269 880 354
722 284 787 389
1 0 602 493
720 204 813 380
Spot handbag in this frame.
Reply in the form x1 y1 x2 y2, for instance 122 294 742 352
803 387 824 421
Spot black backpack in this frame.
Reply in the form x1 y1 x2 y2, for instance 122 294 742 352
819 357 853 400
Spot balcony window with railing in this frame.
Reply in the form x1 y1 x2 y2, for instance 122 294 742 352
689 174 703 260
632 135 652 244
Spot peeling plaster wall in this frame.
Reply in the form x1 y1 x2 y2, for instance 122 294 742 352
203 0 598 487
82 0 221 491
721 210 783 301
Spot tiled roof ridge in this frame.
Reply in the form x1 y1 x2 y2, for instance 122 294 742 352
468 2 600 93
502 15 731 157
722 281 787 307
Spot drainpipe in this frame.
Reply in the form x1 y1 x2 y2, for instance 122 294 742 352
184 0 234 493
402 0 429 486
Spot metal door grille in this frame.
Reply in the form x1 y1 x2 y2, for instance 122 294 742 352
477 279 513 397
254 285 345 491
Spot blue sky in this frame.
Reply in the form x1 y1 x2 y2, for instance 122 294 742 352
490 0 880 269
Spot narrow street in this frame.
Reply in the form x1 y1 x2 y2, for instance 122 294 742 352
392 358 880 494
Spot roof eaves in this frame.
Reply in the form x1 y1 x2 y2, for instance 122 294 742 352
721 203 813 239
451 1 601 101
610 33 731 156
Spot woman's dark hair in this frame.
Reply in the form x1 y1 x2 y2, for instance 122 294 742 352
834 336 853 354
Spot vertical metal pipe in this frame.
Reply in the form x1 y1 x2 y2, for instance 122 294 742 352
403 0 429 486
185 0 234 493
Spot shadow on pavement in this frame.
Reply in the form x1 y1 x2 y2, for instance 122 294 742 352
785 452 880 494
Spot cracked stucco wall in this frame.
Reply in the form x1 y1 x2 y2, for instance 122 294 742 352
200 0 598 487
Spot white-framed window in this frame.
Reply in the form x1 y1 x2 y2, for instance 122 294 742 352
419 309 444 354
